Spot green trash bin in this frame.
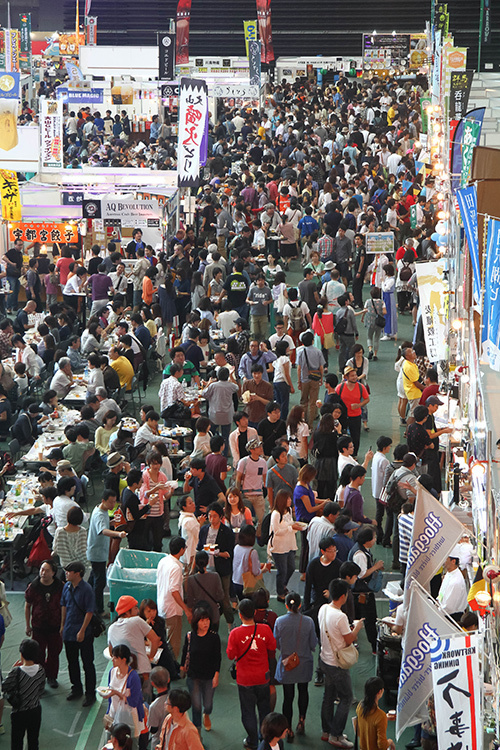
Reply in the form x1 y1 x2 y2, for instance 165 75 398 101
107 548 165 614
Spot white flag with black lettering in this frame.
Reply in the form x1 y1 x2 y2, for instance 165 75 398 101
177 77 208 188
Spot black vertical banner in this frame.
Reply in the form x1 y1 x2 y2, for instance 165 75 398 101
449 70 474 120
483 0 491 44
158 31 176 80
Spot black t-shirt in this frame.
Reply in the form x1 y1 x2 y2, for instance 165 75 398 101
103 365 121 393
87 256 102 276
15 309 29 331
238 430 249 461
257 418 286 457
190 472 222 515
323 210 342 236
6 248 23 277
407 421 432 459
36 256 50 275
424 414 439 455
223 273 249 307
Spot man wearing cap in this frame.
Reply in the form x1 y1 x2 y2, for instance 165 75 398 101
424 396 453 492
332 516 357 563
335 367 369 457
437 552 467 621
60 561 96 705
87 490 127 616
157 536 192 659
235 438 268 535
406 406 434 466
103 451 130 497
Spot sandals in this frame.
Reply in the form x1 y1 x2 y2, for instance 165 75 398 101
296 719 305 736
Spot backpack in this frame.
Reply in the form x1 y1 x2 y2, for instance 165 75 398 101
399 262 413 283
289 302 306 331
335 308 348 335
380 467 411 511
258 512 273 547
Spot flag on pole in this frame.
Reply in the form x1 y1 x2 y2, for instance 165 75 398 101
85 0 92 16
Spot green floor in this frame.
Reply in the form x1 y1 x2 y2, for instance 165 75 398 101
0 258 417 748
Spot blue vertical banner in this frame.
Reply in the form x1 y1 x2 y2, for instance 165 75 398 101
456 185 480 304
482 218 500 370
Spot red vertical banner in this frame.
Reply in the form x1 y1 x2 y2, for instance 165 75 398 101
256 0 274 64
176 0 192 65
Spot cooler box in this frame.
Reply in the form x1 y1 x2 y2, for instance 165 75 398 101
107 549 165 613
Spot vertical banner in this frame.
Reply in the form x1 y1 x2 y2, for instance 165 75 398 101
482 218 500 370
396 581 462 738
158 31 176 80
5 29 20 72
0 71 20 151
19 13 31 68
410 204 417 229
0 169 21 221
483 0 491 44
40 98 63 170
456 185 480 305
243 20 258 57
0 30 5 70
414 261 449 362
449 70 474 119
177 77 208 188
451 107 485 194
420 96 432 133
86 16 97 46
256 0 274 64
65 61 84 81
431 633 483 750
460 119 481 188
248 39 261 86
176 0 192 65
443 46 467 99
431 30 441 104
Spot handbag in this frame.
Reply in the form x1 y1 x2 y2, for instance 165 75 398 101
325 611 359 670
4 667 22 710
69 585 106 639
367 568 383 593
371 299 386 328
230 623 257 679
303 349 322 382
103 669 129 729
318 317 335 350
242 550 268 595
281 615 303 672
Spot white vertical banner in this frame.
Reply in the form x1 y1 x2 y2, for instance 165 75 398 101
431 633 483 750
177 77 208 188
40 98 63 170
415 260 449 362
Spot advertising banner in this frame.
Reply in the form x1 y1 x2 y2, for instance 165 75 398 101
0 169 21 221
482 218 500 371
0 30 5 70
443 45 467 99
40 98 63 170
243 20 258 57
431 633 482 750
83 198 160 222
9 222 78 244
420 96 432 133
456 185 480 305
450 107 485 194
58 33 85 56
158 31 176 80
256 0 274 63
65 61 84 82
0 72 19 151
415 260 449 361
409 33 427 70
160 83 179 98
5 29 20 72
449 70 474 120
460 119 480 188
213 84 260 99
365 232 394 254
0 72 20 100
57 88 103 104
86 16 97 46
248 40 262 86
176 0 192 65
177 77 208 188
396 580 462 738
484 0 491 44
19 13 31 67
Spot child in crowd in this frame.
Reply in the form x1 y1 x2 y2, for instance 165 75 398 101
190 417 212 460
13 362 28 396
252 219 266 252
44 264 59 309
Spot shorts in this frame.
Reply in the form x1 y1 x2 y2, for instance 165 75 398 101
337 261 352 282
407 398 420 417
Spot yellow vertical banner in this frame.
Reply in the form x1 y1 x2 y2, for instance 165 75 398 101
0 169 22 221
243 20 258 57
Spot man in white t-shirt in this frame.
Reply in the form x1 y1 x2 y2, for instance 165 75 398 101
156 536 192 658
337 435 372 478
318 579 365 748
269 320 295 353
235 438 267 535
321 269 346 311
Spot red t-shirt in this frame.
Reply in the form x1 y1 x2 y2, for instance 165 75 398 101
227 623 276 686
56 256 74 286
335 381 369 417
419 383 439 405
395 246 418 262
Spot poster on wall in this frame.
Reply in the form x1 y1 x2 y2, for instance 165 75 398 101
9 222 78 244
40 98 63 169
177 77 208 188
415 260 448 361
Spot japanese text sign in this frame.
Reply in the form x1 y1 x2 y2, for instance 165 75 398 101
177 77 208 188
456 185 480 305
482 218 500 371
243 21 257 57
40 98 63 170
8 222 78 244
415 260 449 361
158 31 175 81
450 70 474 119
0 169 21 221
460 119 480 188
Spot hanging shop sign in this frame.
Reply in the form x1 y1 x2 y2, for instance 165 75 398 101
431 633 482 750
449 70 474 120
213 84 260 99
248 40 262 86
160 83 179 98
256 0 274 63
86 16 97 46
365 231 394 254
460 119 480 188
409 33 427 70
0 169 21 221
103 198 160 222
19 13 31 68
158 31 176 81
415 260 448 361
40 98 63 170
8 222 78 244
0 72 20 151
177 77 208 188
0 30 5 70
176 0 192 65
58 32 85 56
4 29 20 72
57 87 104 104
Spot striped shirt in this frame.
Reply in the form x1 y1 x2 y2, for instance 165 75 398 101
3 664 45 712
398 513 414 564
53 526 88 569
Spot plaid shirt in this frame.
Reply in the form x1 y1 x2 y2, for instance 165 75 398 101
0 331 12 359
318 234 335 262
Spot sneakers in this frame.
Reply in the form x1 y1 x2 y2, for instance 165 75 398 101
66 690 83 701
315 670 324 686
380 335 392 341
367 350 373 360
203 714 212 731
328 736 354 748
47 678 59 688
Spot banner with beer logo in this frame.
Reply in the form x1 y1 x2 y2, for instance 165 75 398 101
482 218 500 371
449 69 473 119
176 0 192 65
456 185 480 305
4 29 20 72
19 13 31 68
177 77 208 187
0 169 21 221
396 580 462 738
9 222 78 244
0 72 20 151
431 632 482 750
403 484 467 609
243 20 258 57
40 98 63 170
415 260 449 361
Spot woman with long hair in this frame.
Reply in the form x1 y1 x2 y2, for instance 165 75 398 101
223 486 253 534
293 464 328 577
346 343 370 432
286 405 310 466
312 412 341 499
355 676 395 750
273 340 294 420
335 464 353 507
232 524 270 600
139 598 181 680
268 490 302 603
275 593 318 740
361 286 386 361
312 303 334 372
95 410 119 457
191 271 205 311
139 450 172 553
104 644 145 747
180 605 221 733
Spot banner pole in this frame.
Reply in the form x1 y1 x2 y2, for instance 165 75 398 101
479 213 489 345
478 0 484 72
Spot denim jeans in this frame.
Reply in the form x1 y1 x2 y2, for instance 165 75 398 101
237 682 270 749
273 381 290 420
272 549 295 597
89 560 107 613
216 423 231 456
65 637 96 696
186 677 215 728
319 658 352 738
7 276 20 311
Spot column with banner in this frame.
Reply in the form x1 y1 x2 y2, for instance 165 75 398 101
19 13 31 69
40 98 63 170
0 71 20 151
482 218 500 371
431 633 483 750
177 78 208 187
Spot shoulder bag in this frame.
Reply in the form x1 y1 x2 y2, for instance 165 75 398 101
282 615 303 672
230 623 257 679
371 299 386 328
68 584 106 639
303 349 322 382
192 575 222 613
242 550 268 596
324 608 359 670
318 317 335 350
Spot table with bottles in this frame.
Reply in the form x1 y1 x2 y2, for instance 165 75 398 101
61 372 89 406
0 472 35 588
21 407 81 464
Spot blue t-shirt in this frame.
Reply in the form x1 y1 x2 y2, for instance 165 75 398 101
293 484 317 522
61 580 95 641
298 215 319 238
87 506 110 563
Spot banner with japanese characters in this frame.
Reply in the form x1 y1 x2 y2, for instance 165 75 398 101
176 0 192 65
256 0 274 63
449 70 474 120
0 72 19 151
396 580 462 738
403 485 466 610
415 260 449 362
431 633 482 750
482 218 500 371
158 31 175 80
0 169 21 221
19 13 31 68
177 77 208 188
456 185 480 305
460 119 480 188
86 16 97 46
4 29 20 72
40 98 63 170
9 222 78 244
248 40 262 87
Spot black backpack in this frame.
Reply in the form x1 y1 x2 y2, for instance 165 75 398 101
399 262 413 283
258 513 273 547
335 309 348 335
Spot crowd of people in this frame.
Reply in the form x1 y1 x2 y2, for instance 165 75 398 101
0 70 466 750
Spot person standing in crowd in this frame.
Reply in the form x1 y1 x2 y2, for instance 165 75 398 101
87 490 126 616
197 502 235 628
185 550 225 630
236 438 268 536
355 676 395 750
296 331 325 429
335 367 370 457
3 639 46 750
335 294 358 375
157 536 192 659
266 445 298 510
437 549 468 622
156 689 205 750
348 525 383 655
371 436 393 544
268 489 302 603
